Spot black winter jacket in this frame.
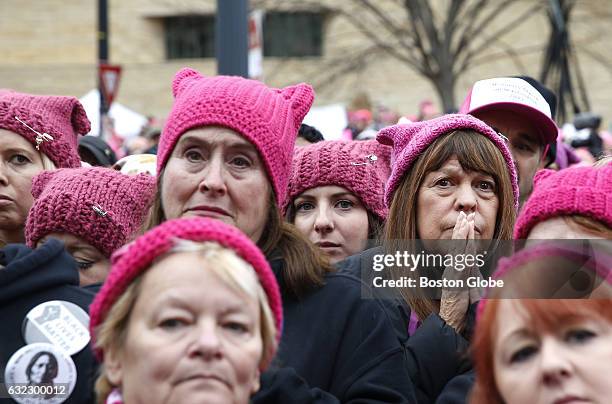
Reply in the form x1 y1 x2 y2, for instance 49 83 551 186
252 257 416 403
337 248 475 404
0 240 97 404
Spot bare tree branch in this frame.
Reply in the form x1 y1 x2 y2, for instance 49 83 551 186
353 0 418 57
306 44 384 89
578 47 612 78
403 0 436 76
443 0 468 52
338 6 426 72
452 0 517 60
454 1 545 75
468 43 543 68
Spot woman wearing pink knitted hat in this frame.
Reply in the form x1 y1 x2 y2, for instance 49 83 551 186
0 90 90 245
341 114 518 402
470 241 612 404
284 139 391 264
148 67 414 402
25 167 156 287
514 162 612 241
89 217 283 404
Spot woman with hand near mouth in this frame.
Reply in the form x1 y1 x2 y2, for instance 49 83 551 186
0 90 90 245
146 68 415 403
340 114 518 402
284 140 391 264
379 114 517 331
89 218 283 404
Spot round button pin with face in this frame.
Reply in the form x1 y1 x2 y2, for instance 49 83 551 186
4 342 77 404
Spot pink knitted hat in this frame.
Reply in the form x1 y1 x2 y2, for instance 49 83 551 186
378 114 519 210
89 217 283 368
514 164 612 239
285 140 391 219
0 90 90 168
477 240 612 321
157 68 315 206
25 167 156 257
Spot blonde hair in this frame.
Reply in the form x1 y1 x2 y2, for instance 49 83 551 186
93 240 278 403
593 155 611 168
40 152 56 171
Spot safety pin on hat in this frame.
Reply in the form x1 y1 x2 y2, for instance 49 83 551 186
351 154 378 166
14 116 54 150
92 204 108 217
496 131 509 144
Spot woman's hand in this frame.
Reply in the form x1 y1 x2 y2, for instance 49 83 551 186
439 211 475 332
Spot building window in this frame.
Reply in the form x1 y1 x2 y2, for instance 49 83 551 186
165 15 215 59
263 12 324 57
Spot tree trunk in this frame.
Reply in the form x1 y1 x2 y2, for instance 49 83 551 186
432 71 457 113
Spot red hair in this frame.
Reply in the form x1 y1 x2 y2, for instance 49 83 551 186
471 299 612 404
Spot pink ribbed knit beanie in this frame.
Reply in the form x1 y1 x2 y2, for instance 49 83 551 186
378 114 519 210
89 217 283 368
514 164 612 239
285 140 391 219
477 240 612 321
0 90 90 168
158 68 315 206
25 167 156 257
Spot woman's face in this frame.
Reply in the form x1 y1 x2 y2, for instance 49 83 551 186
106 251 263 404
30 354 50 384
161 127 272 243
0 129 45 241
293 185 369 264
38 233 110 287
493 300 612 404
416 157 499 240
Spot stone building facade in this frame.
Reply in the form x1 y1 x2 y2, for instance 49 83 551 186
1 0 611 128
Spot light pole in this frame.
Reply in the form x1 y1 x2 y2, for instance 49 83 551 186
216 0 249 77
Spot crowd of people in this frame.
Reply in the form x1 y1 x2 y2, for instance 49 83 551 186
0 69 610 404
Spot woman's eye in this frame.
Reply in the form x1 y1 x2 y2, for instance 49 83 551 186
230 156 251 168
295 202 315 212
477 181 496 192
184 149 203 162
159 318 187 330
10 154 31 165
224 321 248 334
566 329 596 344
335 200 354 210
76 260 94 270
435 178 451 188
510 345 537 364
